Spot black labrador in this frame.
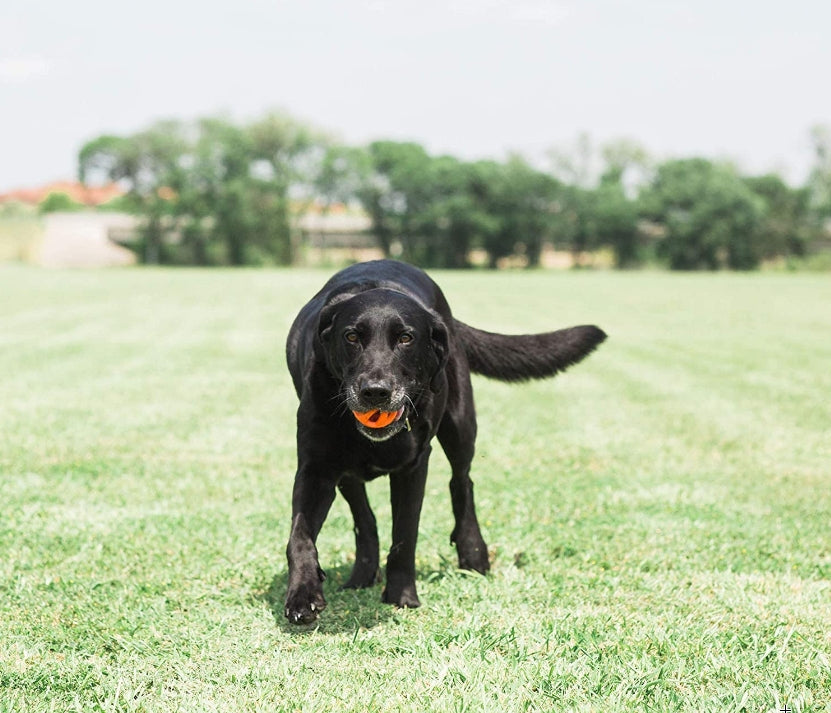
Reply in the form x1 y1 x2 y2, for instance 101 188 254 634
283 260 605 624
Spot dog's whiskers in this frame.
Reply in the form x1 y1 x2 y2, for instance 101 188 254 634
327 391 351 417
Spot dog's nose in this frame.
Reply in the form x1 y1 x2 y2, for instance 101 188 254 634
359 381 392 404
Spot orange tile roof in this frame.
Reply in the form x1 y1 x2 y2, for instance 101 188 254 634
0 181 125 206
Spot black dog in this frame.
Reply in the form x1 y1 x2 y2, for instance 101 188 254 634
283 260 605 624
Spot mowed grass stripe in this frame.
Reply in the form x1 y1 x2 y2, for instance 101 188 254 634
1 265 829 712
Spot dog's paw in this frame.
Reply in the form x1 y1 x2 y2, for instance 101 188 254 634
382 580 420 609
454 536 491 574
284 584 327 625
341 564 381 590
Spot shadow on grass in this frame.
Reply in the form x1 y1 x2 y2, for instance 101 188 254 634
257 563 397 634
257 560 461 634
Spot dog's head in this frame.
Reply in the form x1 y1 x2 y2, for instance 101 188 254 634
317 289 448 441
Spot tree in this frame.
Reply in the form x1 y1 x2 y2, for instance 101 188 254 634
640 158 765 270
78 113 330 265
79 121 187 263
38 192 84 213
247 113 330 264
743 174 817 260
314 145 372 212
547 135 647 267
471 157 563 268
417 157 502 269
353 145 564 269
593 179 639 268
806 125 831 246
359 141 433 261
355 143 490 267
600 138 652 191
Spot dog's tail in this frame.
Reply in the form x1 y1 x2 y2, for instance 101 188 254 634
453 320 606 382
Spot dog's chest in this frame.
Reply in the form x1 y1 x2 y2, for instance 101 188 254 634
359 464 393 481
351 432 428 479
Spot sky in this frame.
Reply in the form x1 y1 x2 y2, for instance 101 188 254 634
2 0 830 192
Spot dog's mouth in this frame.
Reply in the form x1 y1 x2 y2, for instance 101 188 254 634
351 407 405 429
345 383 410 441
349 403 409 441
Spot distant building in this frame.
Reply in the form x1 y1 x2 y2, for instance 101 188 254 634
35 213 137 268
0 180 135 267
0 180 124 207
297 203 383 265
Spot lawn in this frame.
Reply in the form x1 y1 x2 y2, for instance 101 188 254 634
1 265 829 712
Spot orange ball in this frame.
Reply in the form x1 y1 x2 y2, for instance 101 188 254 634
352 408 403 429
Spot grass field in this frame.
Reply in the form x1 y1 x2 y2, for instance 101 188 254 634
1 265 829 712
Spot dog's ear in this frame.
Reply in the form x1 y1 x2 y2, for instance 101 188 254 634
315 302 343 377
317 303 338 344
429 314 449 392
317 293 355 346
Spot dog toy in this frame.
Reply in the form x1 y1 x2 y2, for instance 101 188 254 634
352 408 404 429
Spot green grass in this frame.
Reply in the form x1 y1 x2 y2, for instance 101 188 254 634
1 265 829 712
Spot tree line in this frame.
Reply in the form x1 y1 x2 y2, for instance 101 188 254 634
77 114 831 270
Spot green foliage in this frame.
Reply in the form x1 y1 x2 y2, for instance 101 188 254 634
807 124 831 219
561 181 640 269
594 180 639 267
418 156 491 268
1 267 829 711
315 144 373 210
78 123 189 264
640 158 765 270
355 146 565 269
37 192 84 214
78 114 330 266
361 140 434 261
94 194 135 213
743 174 819 259
478 156 563 268
75 117 831 270
543 137 646 267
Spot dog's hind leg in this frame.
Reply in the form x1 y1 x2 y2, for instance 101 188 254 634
338 476 381 589
438 382 490 574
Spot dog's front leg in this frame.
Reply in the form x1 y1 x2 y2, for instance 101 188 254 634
284 469 337 624
382 448 430 608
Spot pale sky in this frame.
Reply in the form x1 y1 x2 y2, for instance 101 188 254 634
2 0 830 192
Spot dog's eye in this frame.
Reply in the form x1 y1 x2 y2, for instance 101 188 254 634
344 331 359 344
398 333 413 345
